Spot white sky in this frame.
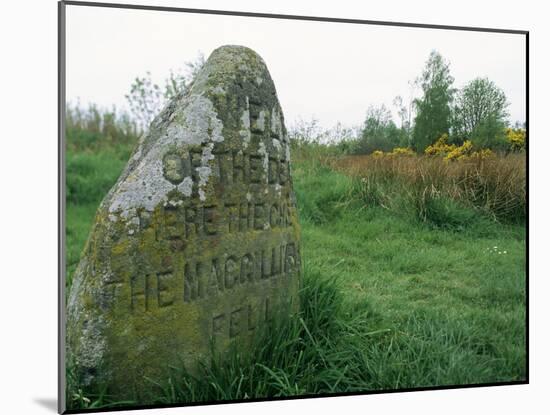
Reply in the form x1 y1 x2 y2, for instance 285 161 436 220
66 5 526 130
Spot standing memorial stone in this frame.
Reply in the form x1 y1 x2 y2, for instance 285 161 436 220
66 45 302 401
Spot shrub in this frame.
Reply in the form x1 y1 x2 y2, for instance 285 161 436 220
424 134 456 156
415 192 479 230
388 147 415 157
425 135 495 163
369 148 415 158
506 128 526 152
445 140 473 161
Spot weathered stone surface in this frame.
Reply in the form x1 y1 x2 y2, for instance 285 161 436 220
67 45 302 401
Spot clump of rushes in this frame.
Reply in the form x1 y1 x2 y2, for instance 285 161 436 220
150 267 386 403
330 152 525 224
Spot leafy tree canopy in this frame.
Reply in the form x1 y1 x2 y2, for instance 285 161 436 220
451 77 509 149
354 104 406 154
412 50 455 152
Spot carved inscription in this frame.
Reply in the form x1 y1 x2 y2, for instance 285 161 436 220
120 130 301 342
130 271 176 312
162 153 185 185
212 297 274 339
126 242 300 313
156 201 294 242
162 148 291 187
183 242 301 303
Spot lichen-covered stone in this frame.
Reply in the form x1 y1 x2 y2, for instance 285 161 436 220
66 45 302 402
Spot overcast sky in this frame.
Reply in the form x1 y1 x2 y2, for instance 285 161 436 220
66 5 526 130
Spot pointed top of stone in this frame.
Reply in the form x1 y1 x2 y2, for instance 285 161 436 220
190 44 275 90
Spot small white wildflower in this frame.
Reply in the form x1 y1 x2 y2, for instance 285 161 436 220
498 252 502 254
503 251 507 254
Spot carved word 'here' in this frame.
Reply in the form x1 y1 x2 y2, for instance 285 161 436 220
157 201 294 242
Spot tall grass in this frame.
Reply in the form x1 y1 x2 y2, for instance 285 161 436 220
330 154 526 225
151 268 382 404
65 108 526 410
66 102 139 154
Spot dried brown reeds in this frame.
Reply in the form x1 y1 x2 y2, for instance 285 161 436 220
329 154 526 223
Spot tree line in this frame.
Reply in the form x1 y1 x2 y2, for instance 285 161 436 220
355 50 524 154
72 50 524 155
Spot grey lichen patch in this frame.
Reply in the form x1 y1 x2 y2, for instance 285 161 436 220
272 138 282 154
165 94 224 145
258 141 269 183
242 97 251 126
212 85 226 95
178 176 193 197
275 183 282 197
67 258 86 314
165 198 183 208
107 94 224 216
197 143 215 201
131 139 144 162
271 108 282 135
67 258 111 386
256 110 266 132
77 315 108 371
240 97 251 148
125 216 140 236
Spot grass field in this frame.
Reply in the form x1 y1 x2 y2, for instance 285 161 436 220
66 137 526 409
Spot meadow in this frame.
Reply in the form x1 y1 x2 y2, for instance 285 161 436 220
65 112 526 409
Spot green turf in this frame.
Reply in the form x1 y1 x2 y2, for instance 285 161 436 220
65 151 526 409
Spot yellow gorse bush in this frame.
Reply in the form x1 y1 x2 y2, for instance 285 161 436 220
371 147 415 157
388 147 415 157
506 128 526 152
445 140 473 161
424 134 494 162
424 134 456 156
371 133 498 161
